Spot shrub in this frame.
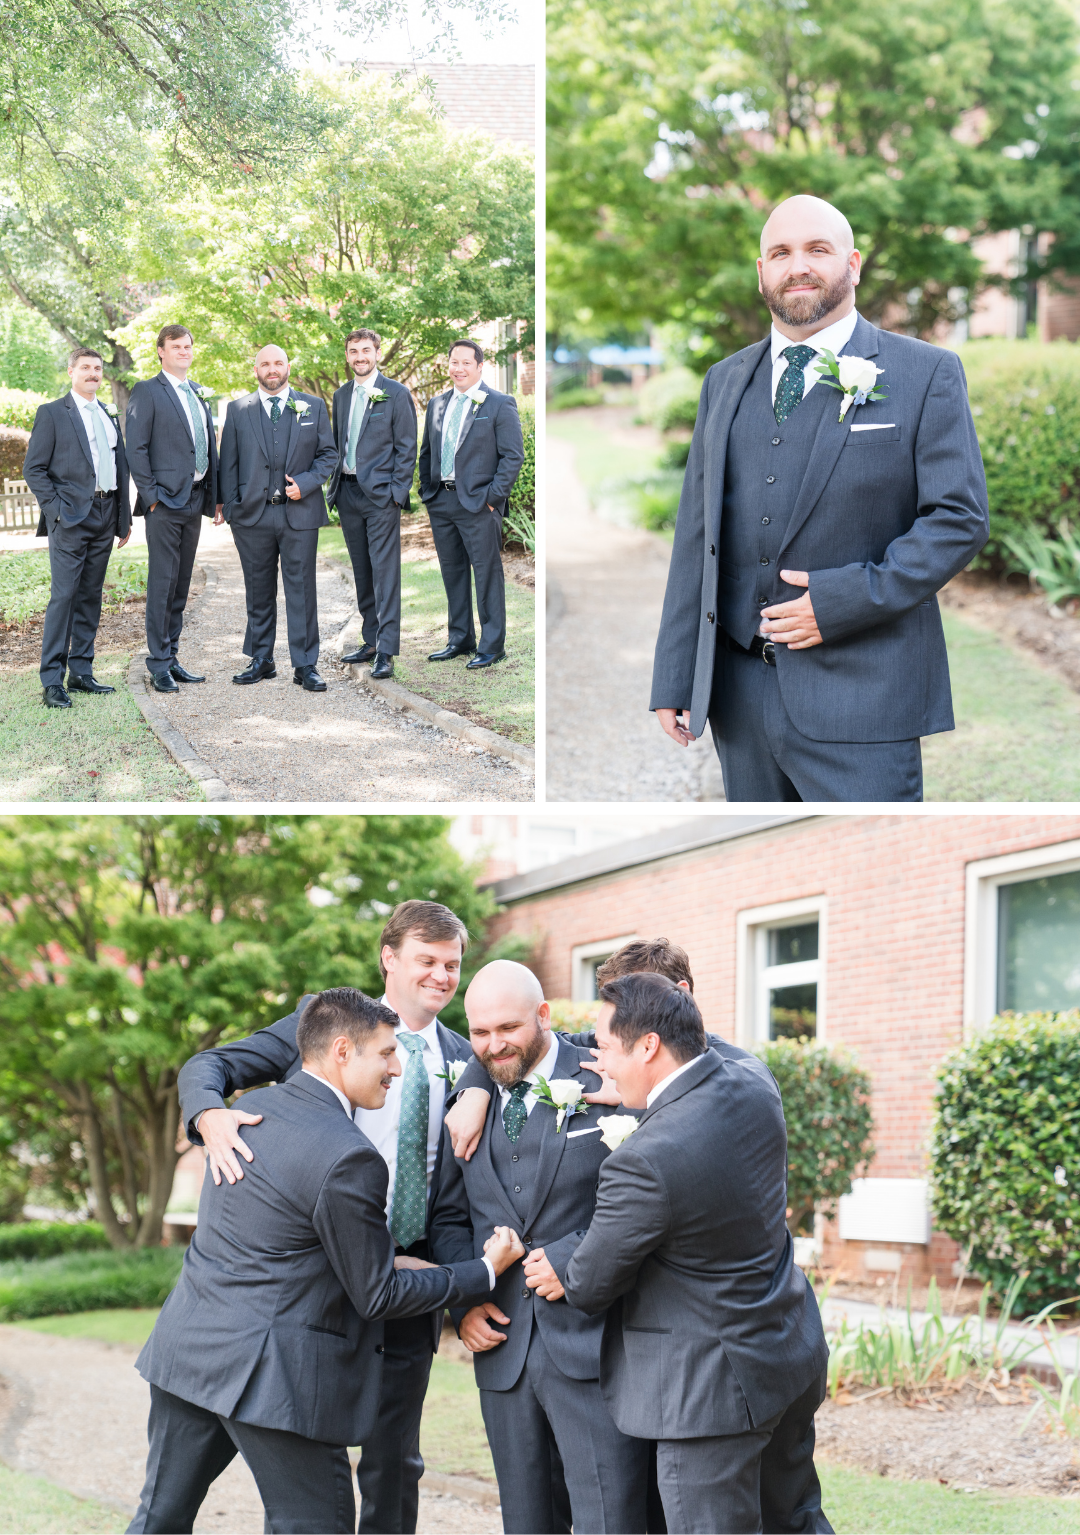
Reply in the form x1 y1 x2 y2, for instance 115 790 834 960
631 473 683 533
547 999 601 1032
0 386 52 433
0 1219 110 1262
0 426 31 481
755 1038 875 1237
549 386 605 410
930 1010 1080 1311
633 365 700 428
1000 518 1080 607
0 550 52 625
657 394 700 434
505 394 535 553
0 1245 183 1320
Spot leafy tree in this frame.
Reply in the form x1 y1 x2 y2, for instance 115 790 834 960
0 306 65 395
0 815 496 1248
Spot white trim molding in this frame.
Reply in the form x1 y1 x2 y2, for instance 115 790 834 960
735 896 827 1048
963 838 1080 1037
570 936 638 1002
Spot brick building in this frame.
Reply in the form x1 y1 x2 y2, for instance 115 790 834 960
483 812 1080 1283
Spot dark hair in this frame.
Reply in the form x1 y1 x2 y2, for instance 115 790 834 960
598 972 706 1064
378 899 468 978
69 346 103 367
157 324 193 351
449 338 484 365
296 987 399 1060
596 937 694 994
345 328 381 351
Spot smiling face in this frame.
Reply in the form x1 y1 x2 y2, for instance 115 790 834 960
254 345 290 393
464 961 551 1085
757 195 861 336
158 333 194 378
592 1002 658 1111
346 336 379 379
330 1022 402 1110
448 345 484 392
68 354 103 401
382 932 463 1029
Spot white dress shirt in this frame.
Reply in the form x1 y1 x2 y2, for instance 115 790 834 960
353 1009 446 1228
494 1031 561 1119
442 386 484 478
645 1053 701 1109
161 368 207 481
344 370 382 463
69 391 117 489
258 384 292 418
769 308 860 406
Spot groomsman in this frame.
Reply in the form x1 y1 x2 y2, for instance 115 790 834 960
125 325 218 693
23 347 132 708
418 340 524 670
327 329 418 681
217 345 337 692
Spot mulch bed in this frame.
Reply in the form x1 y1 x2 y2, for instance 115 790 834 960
0 601 147 672
941 570 1080 693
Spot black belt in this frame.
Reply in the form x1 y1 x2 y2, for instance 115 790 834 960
93 489 115 500
440 480 456 490
340 471 357 480
268 493 286 504
720 627 776 667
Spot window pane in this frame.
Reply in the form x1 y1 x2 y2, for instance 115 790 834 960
767 921 819 967
585 957 608 1002
998 871 1080 1013
769 981 817 1041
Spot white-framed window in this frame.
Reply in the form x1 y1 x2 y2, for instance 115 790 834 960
964 839 1080 1035
735 897 827 1047
570 936 638 1002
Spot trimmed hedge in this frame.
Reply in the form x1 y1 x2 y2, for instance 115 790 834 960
505 394 535 552
0 425 31 481
0 1246 184 1320
930 1010 1080 1310
0 1220 111 1262
0 386 51 433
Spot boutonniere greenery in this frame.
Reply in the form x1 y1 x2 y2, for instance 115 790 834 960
597 1114 639 1151
533 1076 588 1132
435 1059 468 1088
102 402 120 418
466 385 486 414
369 388 388 405
815 351 886 423
288 397 311 417
192 383 214 401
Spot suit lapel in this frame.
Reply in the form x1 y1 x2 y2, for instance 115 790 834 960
281 391 299 471
779 314 881 557
62 394 94 471
432 390 451 463
157 371 193 437
706 341 769 544
473 1090 526 1230
454 386 487 454
249 393 272 466
637 1050 721 1129
521 1039 582 1234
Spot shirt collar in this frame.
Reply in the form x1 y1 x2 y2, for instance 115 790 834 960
355 370 381 393
300 1067 353 1118
161 369 192 390
396 1016 441 1052
645 1053 701 1109
770 307 859 365
498 1031 560 1099
258 385 291 403
70 390 101 411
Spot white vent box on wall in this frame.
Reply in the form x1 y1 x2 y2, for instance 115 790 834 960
837 1178 931 1245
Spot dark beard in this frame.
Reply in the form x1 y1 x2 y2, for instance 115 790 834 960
481 1024 547 1086
761 269 853 328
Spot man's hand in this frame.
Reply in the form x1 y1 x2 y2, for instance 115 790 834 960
483 1225 526 1275
760 572 822 649
582 1050 621 1106
285 475 301 501
445 1087 490 1161
214 504 225 525
149 502 158 513
394 1254 437 1270
116 532 131 549
460 1302 511 1352
198 1106 264 1186
655 708 696 747
523 1247 565 1302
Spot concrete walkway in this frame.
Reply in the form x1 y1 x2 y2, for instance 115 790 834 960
546 433 723 802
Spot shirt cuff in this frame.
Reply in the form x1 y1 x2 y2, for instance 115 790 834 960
482 1256 496 1290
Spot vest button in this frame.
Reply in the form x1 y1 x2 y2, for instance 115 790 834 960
512 1154 519 1162
706 612 714 623
762 517 770 525
757 595 766 604
514 1185 522 1193
709 545 715 555
375 1345 384 1354
760 557 769 566
765 475 775 484
522 1288 531 1299
772 437 781 445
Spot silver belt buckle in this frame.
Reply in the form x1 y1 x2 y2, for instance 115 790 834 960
762 640 776 666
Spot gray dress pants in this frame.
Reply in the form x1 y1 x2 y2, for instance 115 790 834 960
39 492 118 686
231 503 320 668
144 480 207 675
426 483 506 654
337 477 402 654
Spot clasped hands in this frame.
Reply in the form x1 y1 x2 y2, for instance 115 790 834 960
460 1236 564 1353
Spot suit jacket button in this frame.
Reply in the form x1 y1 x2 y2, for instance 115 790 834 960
706 612 714 623
524 1235 532 1244
772 437 781 445
522 1288 530 1299
765 475 775 484
514 1185 522 1193
709 544 716 555
375 1345 384 1354
760 557 769 566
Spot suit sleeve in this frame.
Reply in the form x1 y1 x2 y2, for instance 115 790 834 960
391 388 419 507
485 396 525 508
289 399 338 497
124 385 159 508
563 1141 673 1315
22 407 60 516
217 406 238 515
177 1002 310 1142
808 348 990 642
316 1141 491 1320
649 368 713 712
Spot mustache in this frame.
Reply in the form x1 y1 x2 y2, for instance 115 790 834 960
780 274 825 291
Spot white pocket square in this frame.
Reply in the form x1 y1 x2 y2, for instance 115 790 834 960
849 422 896 432
566 1126 602 1138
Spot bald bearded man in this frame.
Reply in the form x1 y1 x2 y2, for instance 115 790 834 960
218 346 338 690
429 961 648 1535
651 195 989 803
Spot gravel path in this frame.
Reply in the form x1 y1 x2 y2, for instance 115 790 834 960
546 433 723 802
138 527 530 802
0 1325 501 1533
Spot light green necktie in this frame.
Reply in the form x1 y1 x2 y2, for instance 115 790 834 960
344 381 368 473
86 402 115 492
391 1032 429 1250
179 381 209 474
440 392 468 479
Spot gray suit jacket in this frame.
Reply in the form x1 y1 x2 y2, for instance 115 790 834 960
218 390 337 531
418 385 524 513
23 395 132 537
563 1050 828 1439
176 995 474 1352
429 1037 639 1390
327 374 417 511
125 372 219 516
650 315 989 742
136 1072 490 1444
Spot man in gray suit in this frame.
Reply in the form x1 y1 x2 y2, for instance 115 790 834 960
418 339 524 669
327 328 418 680
23 346 132 708
125 324 218 693
651 195 989 802
217 345 338 692
429 960 648 1535
561 973 832 1535
129 987 522 1534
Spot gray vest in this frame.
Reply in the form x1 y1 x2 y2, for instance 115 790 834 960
258 398 292 505
489 1095 548 1222
718 346 834 648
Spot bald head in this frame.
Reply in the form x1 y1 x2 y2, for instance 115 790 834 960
760 196 854 259
466 959 544 1013
254 344 290 392
757 195 861 339
465 960 550 1085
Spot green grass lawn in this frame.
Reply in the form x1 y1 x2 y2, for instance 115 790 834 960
15 1305 161 1347
925 609 1080 801
547 406 663 494
819 1463 1080 1533
319 526 535 746
0 1465 126 1535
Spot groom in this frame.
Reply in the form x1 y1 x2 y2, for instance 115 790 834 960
650 194 989 802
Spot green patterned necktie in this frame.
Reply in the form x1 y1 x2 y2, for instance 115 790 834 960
391 1032 429 1250
270 396 282 425
440 392 468 479
773 344 817 425
502 1081 530 1144
179 381 209 473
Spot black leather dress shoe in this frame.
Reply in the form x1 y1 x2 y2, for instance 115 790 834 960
294 665 328 692
232 658 277 685
170 663 206 683
149 671 179 693
43 684 72 709
371 653 394 679
341 643 377 664
67 672 115 695
465 651 506 670
427 642 477 662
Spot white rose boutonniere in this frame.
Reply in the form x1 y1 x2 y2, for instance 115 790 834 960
192 384 215 401
369 388 388 405
288 397 311 417
435 1059 468 1088
102 402 120 419
597 1114 639 1151
815 349 886 423
533 1075 587 1132
466 384 486 415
